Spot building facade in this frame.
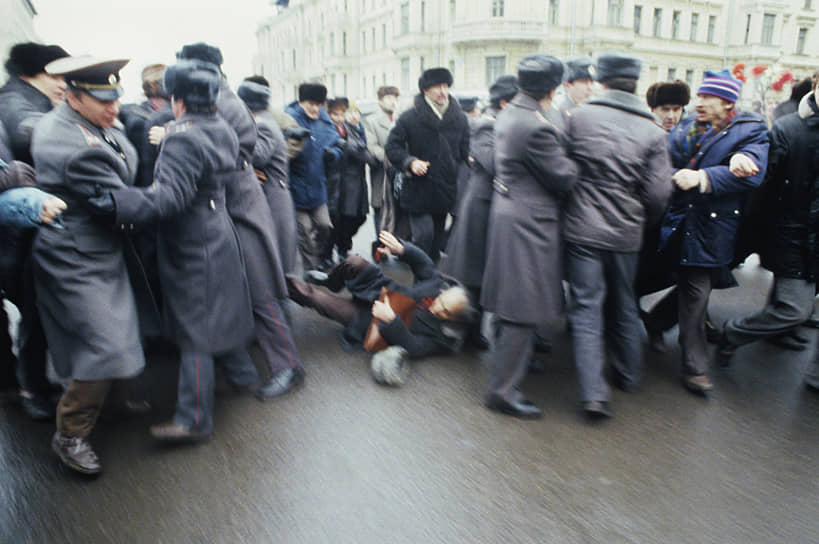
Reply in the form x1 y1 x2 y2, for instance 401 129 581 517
255 0 818 106
0 0 39 85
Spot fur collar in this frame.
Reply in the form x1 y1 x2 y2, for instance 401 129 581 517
412 92 463 127
798 91 817 120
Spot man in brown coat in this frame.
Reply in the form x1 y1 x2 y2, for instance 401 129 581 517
563 52 673 418
481 55 578 419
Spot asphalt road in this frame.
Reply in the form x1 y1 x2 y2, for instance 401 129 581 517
1 225 818 544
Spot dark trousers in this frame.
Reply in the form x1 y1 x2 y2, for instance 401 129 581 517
0 302 17 391
724 277 815 347
56 379 111 438
372 206 382 238
252 295 301 377
677 266 713 376
409 212 447 262
567 243 641 401
488 320 535 403
328 214 366 257
174 349 258 433
286 256 370 327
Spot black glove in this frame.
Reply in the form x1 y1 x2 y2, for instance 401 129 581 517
85 185 116 223
283 126 311 140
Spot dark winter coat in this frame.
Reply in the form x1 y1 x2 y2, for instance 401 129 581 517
442 107 499 288
385 94 469 214
139 106 174 187
218 78 287 300
30 102 146 381
563 90 673 252
110 112 254 353
120 99 167 187
284 101 343 211
0 77 54 165
757 93 819 281
481 93 578 325
252 109 298 274
659 111 770 267
333 122 374 218
341 241 467 358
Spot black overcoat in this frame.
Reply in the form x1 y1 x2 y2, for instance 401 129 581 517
385 94 469 214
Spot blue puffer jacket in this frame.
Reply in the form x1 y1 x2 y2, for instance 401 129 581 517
659 112 770 267
284 101 343 210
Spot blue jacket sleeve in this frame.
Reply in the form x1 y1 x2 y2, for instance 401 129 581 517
0 187 54 229
703 123 770 196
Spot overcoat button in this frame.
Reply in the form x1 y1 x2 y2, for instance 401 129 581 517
210 199 216 210
710 212 717 218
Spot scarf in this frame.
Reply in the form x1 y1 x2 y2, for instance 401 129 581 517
682 108 738 166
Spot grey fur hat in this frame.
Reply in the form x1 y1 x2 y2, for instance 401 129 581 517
371 346 410 386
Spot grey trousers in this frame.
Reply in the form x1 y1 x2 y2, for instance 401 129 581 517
296 204 332 270
724 277 815 346
567 243 641 402
174 349 258 433
677 266 713 376
487 320 535 404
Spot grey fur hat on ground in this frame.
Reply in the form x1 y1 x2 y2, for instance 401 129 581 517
371 346 410 386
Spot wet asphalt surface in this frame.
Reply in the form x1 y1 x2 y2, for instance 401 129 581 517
1 223 818 544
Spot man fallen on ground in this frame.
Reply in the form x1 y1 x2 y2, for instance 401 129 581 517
286 231 472 385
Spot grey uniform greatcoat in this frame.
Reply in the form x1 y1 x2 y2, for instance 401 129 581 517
252 109 298 275
30 102 145 381
481 94 578 325
110 113 254 353
217 78 287 300
443 108 499 288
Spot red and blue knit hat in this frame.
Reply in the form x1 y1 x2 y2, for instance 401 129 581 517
697 69 743 103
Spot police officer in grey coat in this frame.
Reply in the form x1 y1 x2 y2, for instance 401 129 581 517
89 59 259 444
563 53 673 418
481 56 578 419
175 43 303 400
31 56 146 474
443 74 518 348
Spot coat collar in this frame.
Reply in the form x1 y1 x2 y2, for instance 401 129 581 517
586 90 655 121
412 92 463 127
510 92 546 115
798 91 819 120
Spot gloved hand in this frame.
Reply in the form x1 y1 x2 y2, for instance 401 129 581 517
85 184 116 223
283 126 311 140
323 146 339 162
333 137 346 149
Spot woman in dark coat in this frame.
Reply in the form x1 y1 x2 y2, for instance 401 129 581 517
480 56 578 419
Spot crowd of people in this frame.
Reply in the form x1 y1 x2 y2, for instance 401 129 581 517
1 39 817 477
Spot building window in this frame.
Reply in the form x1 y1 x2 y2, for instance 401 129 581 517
449 60 456 76
707 15 716 43
372 28 376 50
744 14 752 44
361 31 366 53
343 32 347 55
492 0 504 17
292 49 296 70
382 24 386 47
761 13 775 45
450 0 456 21
549 0 559 24
805 0 812 8
653 8 662 37
421 1 426 30
633 5 642 34
690 13 699 41
331 74 336 93
797 27 808 54
486 56 505 86
400 2 409 34
667 68 677 80
329 32 335 56
343 74 348 95
685 69 693 86
608 0 623 26
420 56 425 72
401 57 410 90
671 10 680 39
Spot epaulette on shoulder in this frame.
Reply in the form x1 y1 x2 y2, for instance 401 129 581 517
75 124 102 147
168 120 193 134
533 110 562 134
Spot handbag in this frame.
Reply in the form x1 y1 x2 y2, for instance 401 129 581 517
363 287 417 352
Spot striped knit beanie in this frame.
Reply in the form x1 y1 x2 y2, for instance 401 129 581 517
697 69 743 103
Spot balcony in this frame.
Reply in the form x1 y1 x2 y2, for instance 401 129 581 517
450 19 546 45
